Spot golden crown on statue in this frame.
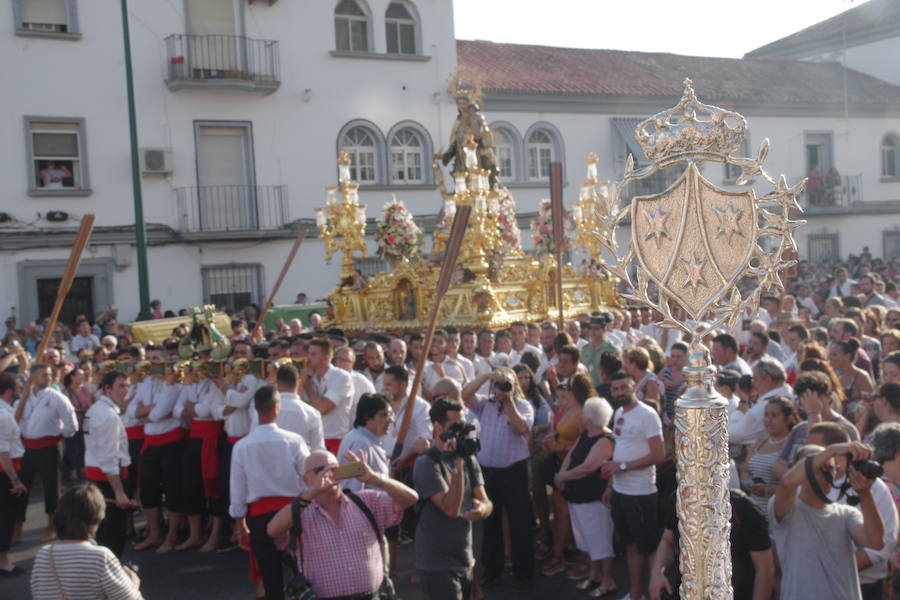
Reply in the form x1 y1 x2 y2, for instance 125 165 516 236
636 79 747 162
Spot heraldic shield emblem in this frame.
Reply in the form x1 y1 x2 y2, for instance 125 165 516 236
631 163 757 324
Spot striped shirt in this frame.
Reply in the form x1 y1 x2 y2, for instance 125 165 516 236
30 541 143 600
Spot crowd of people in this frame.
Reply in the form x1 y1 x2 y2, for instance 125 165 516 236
0 251 900 600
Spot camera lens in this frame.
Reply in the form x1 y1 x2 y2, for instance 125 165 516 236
494 380 512 392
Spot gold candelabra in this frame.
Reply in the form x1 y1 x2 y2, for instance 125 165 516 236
435 134 503 270
316 152 369 276
572 152 615 257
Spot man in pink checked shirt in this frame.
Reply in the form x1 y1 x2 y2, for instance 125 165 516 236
267 449 418 600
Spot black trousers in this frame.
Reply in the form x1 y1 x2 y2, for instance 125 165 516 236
217 438 236 511
249 511 286 600
140 439 185 511
18 444 61 520
0 471 27 552
126 438 142 496
95 477 131 558
481 458 534 581
182 437 206 516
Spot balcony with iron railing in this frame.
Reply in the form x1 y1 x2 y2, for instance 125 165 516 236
165 34 280 94
175 185 289 234
798 172 863 211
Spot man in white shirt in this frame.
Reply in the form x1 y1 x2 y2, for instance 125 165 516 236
602 371 664 600
133 370 186 553
70 320 100 355
828 267 855 298
508 321 541 366
16 363 77 542
446 327 475 381
361 342 386 392
460 330 491 381
84 370 133 557
231 385 309 600
333 347 375 422
0 374 26 575
252 364 324 452
729 357 792 447
781 324 809 381
423 330 467 401
382 366 431 467
302 338 354 455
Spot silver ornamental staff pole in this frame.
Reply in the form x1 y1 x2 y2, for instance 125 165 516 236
593 79 805 600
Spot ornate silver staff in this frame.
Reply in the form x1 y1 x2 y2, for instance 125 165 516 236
593 79 805 600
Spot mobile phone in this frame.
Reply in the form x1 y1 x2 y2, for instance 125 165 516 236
332 461 365 481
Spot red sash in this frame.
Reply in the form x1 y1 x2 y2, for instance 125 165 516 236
85 466 130 482
125 426 145 441
191 420 224 498
247 496 294 581
141 427 187 454
0 457 22 473
22 435 61 449
227 436 243 445
325 438 341 455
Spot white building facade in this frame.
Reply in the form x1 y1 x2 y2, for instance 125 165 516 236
1 0 899 326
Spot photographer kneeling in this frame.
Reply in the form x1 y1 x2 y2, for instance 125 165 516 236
771 441 885 600
414 398 492 600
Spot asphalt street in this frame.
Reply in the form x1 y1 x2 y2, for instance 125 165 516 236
2 482 633 600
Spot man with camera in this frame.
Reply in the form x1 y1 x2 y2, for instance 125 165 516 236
771 441 886 600
462 367 534 588
729 357 791 447
267 449 418 600
413 398 492 600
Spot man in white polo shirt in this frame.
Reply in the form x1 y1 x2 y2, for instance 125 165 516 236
602 371 664 600
301 338 353 455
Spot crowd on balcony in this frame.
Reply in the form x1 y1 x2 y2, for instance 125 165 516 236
0 250 899 600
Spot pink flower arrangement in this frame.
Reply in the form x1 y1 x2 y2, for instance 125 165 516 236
530 198 575 258
494 187 521 255
375 199 423 263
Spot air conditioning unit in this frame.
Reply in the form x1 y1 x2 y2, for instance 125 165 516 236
140 148 173 175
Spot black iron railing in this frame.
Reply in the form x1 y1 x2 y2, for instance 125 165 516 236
175 185 288 233
798 172 862 208
165 34 280 86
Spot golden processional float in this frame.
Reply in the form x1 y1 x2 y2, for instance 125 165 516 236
321 85 620 334
597 80 804 599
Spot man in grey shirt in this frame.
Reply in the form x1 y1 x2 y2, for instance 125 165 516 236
337 393 393 492
769 441 885 600
413 398 492 600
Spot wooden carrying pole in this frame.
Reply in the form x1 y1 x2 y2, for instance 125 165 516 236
16 215 95 422
550 162 566 331
252 229 306 339
392 205 471 459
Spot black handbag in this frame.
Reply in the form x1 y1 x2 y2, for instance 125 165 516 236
284 498 318 600
345 490 397 600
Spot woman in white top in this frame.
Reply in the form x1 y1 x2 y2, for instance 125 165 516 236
623 347 661 413
31 483 142 600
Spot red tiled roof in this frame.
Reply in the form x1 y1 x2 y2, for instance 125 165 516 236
746 0 900 58
457 39 900 106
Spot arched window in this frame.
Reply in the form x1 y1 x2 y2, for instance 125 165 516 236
334 0 369 53
527 129 555 181
385 2 416 55
340 126 379 183
390 127 425 184
882 134 899 178
493 128 515 181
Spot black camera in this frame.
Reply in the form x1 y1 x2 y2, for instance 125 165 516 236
850 457 884 480
440 421 481 459
494 380 512 392
716 373 752 390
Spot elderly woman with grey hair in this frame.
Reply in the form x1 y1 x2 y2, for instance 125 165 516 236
554 396 617 597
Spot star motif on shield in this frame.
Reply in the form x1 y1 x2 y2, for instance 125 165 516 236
713 201 743 243
681 254 708 289
643 206 670 248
